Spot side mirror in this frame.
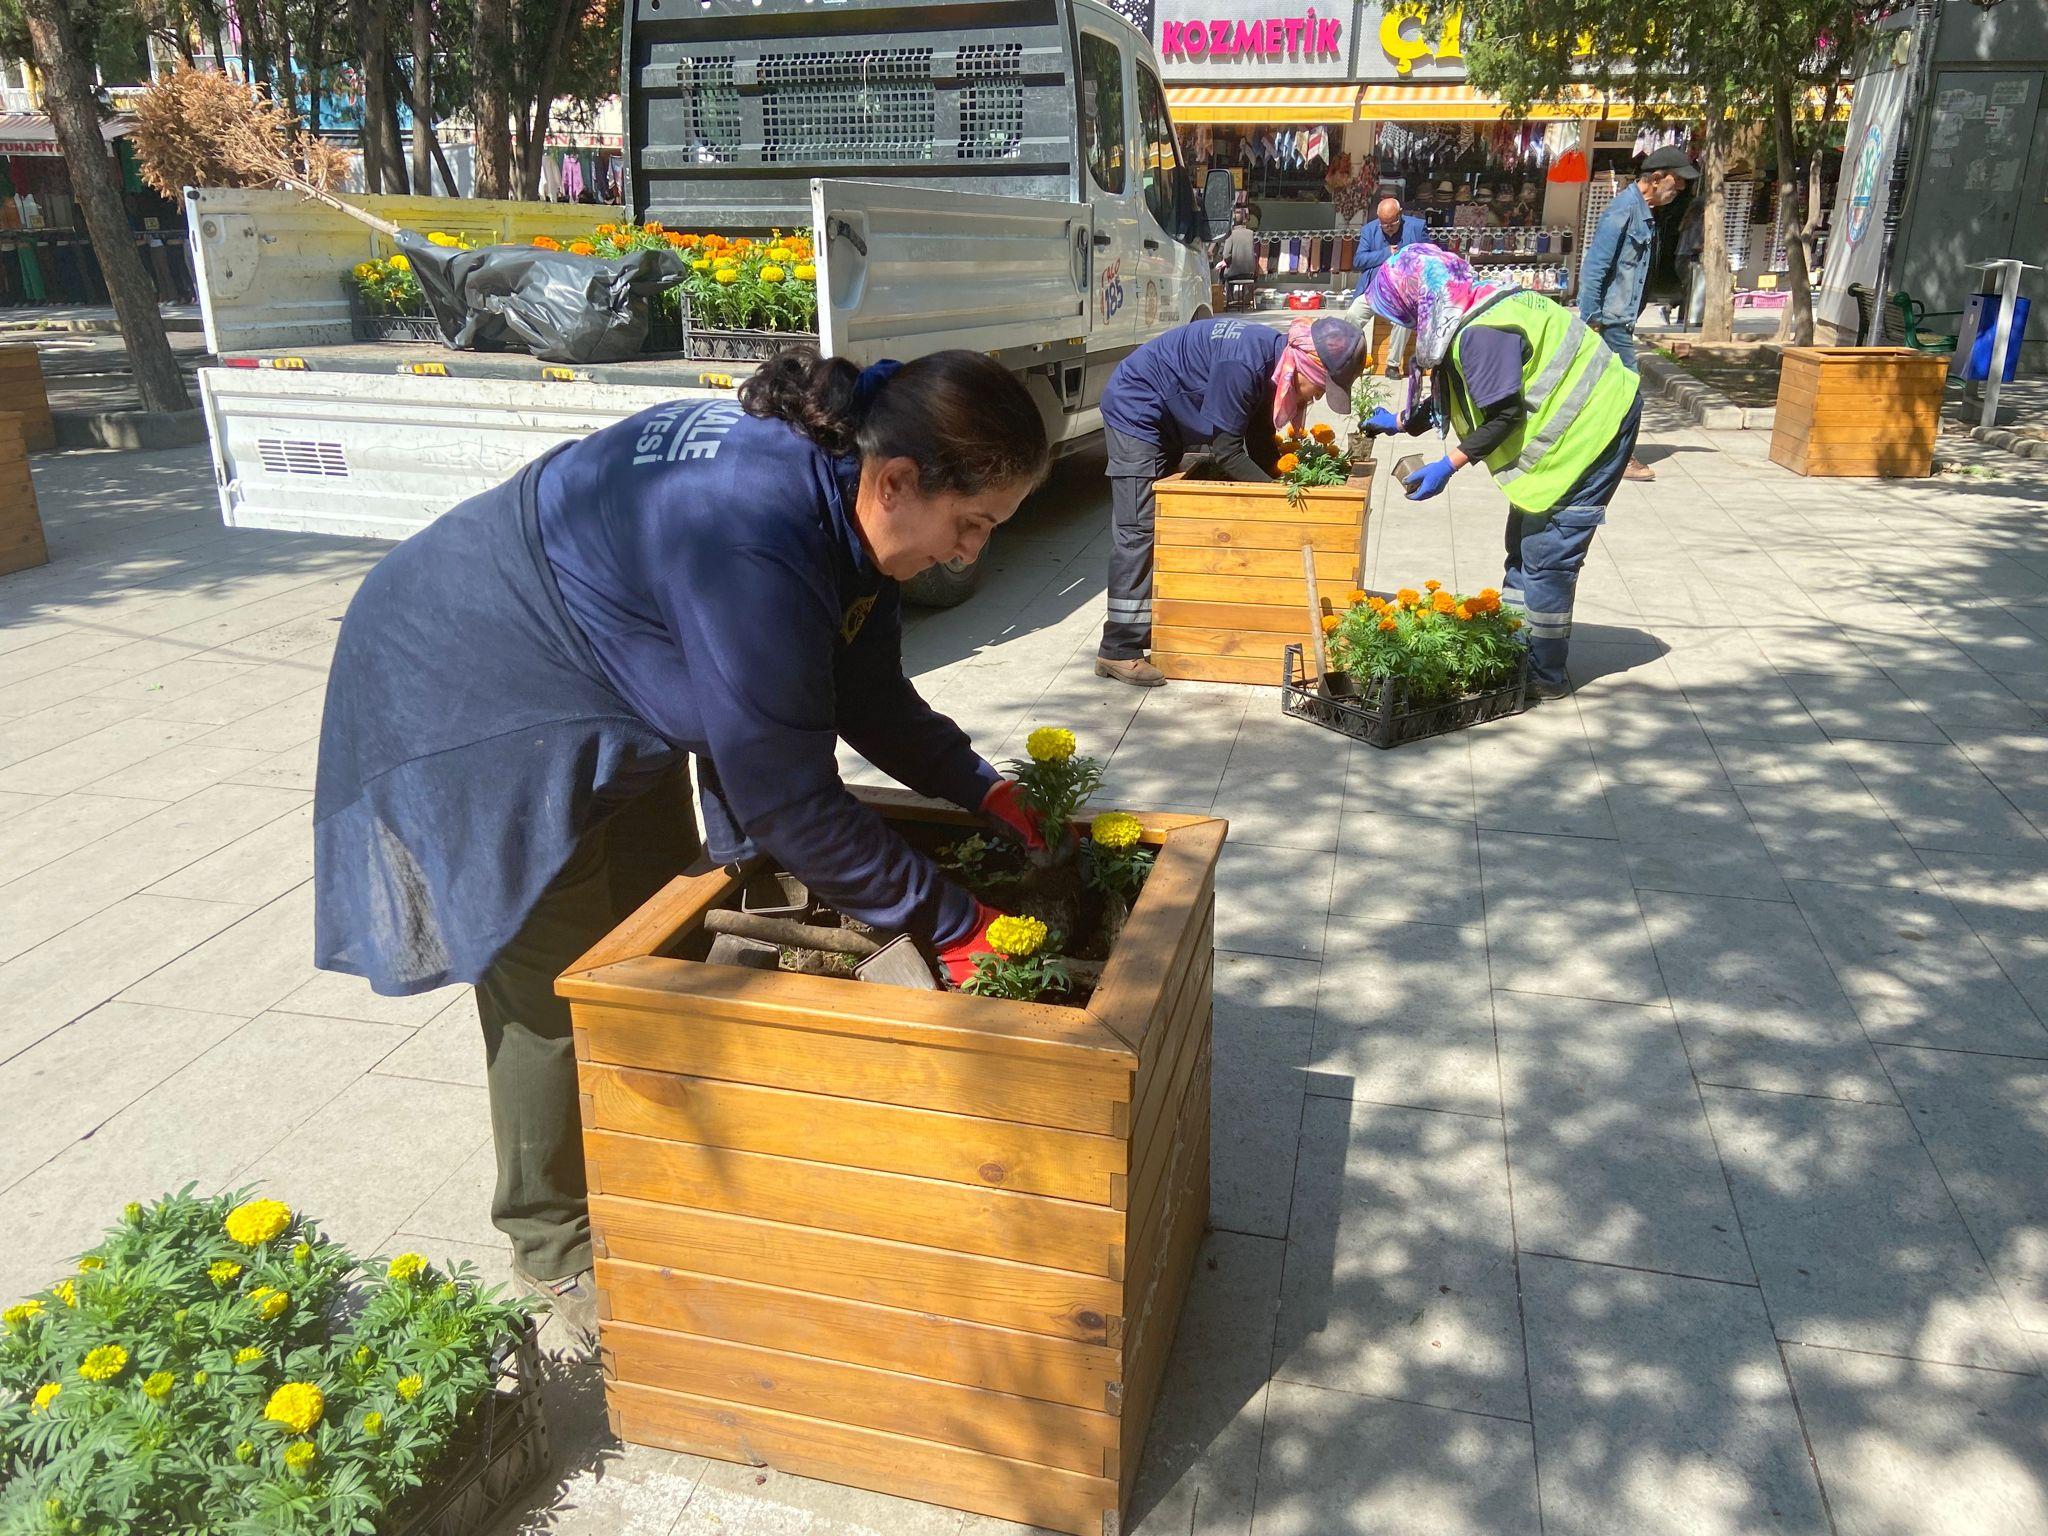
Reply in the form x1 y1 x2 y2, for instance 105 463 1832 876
1202 167 1235 243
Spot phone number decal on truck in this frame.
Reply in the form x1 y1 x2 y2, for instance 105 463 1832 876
1101 259 1125 321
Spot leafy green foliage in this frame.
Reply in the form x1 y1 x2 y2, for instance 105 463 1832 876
1081 840 1154 904
0 1188 532 1536
961 947 1072 1002
1328 586 1527 706
1003 751 1105 857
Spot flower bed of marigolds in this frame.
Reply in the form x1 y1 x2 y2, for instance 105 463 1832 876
0 1189 541 1536
1284 581 1531 749
346 222 818 360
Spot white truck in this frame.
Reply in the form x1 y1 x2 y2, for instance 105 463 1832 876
186 0 1221 598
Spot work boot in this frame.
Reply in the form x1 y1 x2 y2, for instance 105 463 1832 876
1096 655 1166 687
513 1263 599 1360
1624 456 1656 481
1525 678 1574 704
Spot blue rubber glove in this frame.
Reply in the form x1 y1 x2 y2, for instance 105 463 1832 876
1360 407 1402 438
1402 455 1459 501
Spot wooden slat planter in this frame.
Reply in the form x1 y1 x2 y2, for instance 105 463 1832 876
0 344 55 453
1768 347 1949 478
1151 467 1372 685
559 787 1225 1536
0 412 50 576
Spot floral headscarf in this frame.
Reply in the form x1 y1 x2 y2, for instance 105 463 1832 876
1364 243 1503 372
1270 318 1330 433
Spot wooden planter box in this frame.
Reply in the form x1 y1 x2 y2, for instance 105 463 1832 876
558 787 1226 1536
1769 347 1949 478
1152 466 1372 685
0 344 55 454
0 412 49 577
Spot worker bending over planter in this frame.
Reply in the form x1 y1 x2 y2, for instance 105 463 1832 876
1360 244 1642 701
312 349 1058 1344
1095 314 1371 687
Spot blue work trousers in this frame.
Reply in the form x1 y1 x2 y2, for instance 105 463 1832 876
1502 394 1643 688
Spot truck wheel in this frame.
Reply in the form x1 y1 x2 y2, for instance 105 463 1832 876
903 552 985 608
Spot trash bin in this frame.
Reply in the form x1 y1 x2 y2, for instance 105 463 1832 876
1955 291 2031 383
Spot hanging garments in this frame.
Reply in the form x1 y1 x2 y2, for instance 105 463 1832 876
560 152 584 201
541 151 564 202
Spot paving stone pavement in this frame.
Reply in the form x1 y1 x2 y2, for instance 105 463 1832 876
5 402 2048 1535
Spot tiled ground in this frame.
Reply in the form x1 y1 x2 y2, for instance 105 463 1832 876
5 404 2048 1535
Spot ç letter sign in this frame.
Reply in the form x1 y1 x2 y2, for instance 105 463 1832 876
1161 9 1344 59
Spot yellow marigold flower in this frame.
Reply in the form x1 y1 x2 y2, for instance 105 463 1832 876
759 264 786 283
142 1371 174 1401
1378 616 1398 632
1395 588 1421 607
353 261 376 280
234 1346 263 1366
1321 614 1341 633
1424 579 1441 592
1431 590 1458 615
692 258 711 272
52 1281 76 1308
388 253 410 272
1310 423 1336 444
250 1287 289 1321
715 268 739 284
1091 811 1143 851
1277 452 1300 474
209 1260 243 1287
77 1256 103 1273
234 1441 255 1464
387 1252 429 1283
226 1199 292 1247
32 1383 60 1412
4 1300 43 1330
427 230 458 247
768 244 792 262
79 1345 127 1382
362 1410 384 1438
283 1440 317 1476
1026 726 1077 763
985 914 1047 960
352 1345 373 1369
567 240 596 257
794 262 816 281
396 1374 424 1401
263 1381 324 1435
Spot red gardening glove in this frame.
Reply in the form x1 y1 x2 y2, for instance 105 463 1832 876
980 778 1047 852
936 901 1004 988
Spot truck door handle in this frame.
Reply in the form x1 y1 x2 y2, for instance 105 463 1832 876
1093 233 1113 248
1144 239 1161 251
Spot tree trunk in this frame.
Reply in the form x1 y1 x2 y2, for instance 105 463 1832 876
269 0 297 148
1772 83 1814 347
1698 103 1735 344
472 0 515 198
346 0 384 189
233 0 271 92
20 0 190 413
365 0 408 192
516 0 577 198
382 49 410 193
305 0 328 146
427 121 458 196
409 0 433 194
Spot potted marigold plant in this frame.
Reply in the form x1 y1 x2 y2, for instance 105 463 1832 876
1285 581 1530 748
1151 425 1375 685
0 1189 544 1536
555 730 1226 1536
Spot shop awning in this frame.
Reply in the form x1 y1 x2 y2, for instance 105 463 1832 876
1164 85 1361 124
0 112 135 157
1356 85 1613 122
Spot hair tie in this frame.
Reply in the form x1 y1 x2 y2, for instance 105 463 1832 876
853 358 903 408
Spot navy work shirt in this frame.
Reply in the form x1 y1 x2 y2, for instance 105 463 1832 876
538 401 995 947
1100 317 1287 451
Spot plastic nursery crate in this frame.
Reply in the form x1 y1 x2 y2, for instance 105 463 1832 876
1281 642 1528 749
388 1317 550 1536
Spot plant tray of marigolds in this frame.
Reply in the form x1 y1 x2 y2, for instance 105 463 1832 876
0 1189 540 1536
1283 582 1531 749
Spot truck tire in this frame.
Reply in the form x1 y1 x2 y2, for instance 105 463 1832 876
903 552 986 608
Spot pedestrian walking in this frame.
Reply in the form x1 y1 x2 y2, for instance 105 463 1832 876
312 349 1059 1344
1093 315 1370 687
1577 146 1697 480
1360 243 1642 702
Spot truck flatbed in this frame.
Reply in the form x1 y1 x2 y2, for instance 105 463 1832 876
218 339 759 390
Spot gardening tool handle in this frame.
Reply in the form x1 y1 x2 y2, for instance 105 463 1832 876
1302 542 1330 682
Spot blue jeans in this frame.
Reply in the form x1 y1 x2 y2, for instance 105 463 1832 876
1502 394 1643 688
1599 322 1639 373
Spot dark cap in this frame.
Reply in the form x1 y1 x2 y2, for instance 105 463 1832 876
1642 146 1700 180
1309 317 1368 413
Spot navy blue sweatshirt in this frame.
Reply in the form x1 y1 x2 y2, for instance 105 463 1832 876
1100 317 1288 479
537 400 994 946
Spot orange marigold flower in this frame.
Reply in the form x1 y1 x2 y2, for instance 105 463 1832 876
1277 453 1300 473
677 233 701 248
1347 589 1369 607
1454 603 1472 620
644 221 664 234
566 240 596 256
1478 587 1500 603
1311 423 1336 444
1424 579 1442 592
530 234 561 251
1395 588 1421 607
1432 590 1458 614
1320 614 1340 633
1378 616 1398 632
595 223 617 236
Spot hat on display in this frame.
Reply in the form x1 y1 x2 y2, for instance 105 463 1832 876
1435 180 1454 195
1309 317 1370 414
1475 187 1494 202
1642 146 1700 180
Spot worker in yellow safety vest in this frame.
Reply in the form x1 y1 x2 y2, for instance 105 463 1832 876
1359 243 1643 701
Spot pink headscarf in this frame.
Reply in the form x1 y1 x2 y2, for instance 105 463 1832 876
1271 318 1330 432
1364 242 1503 371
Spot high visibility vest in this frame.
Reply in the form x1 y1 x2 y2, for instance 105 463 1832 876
1444 290 1641 514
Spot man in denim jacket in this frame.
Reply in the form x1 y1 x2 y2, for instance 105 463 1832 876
1578 146 1697 480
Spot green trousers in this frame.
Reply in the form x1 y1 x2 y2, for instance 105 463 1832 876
475 769 702 1281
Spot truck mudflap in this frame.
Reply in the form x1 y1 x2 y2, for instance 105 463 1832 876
813 178 1092 364
198 367 702 541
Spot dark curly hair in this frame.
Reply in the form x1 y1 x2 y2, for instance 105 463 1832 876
738 346 1051 496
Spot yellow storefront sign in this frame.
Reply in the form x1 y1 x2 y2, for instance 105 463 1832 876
1379 5 1463 77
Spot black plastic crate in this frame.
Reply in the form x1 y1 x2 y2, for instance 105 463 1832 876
1281 643 1529 750
386 1317 549 1536
342 278 443 344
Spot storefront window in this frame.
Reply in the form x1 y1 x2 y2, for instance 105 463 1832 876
1136 64 1180 230
1079 32 1127 195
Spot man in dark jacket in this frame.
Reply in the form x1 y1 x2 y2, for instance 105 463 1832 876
1351 197 1428 297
